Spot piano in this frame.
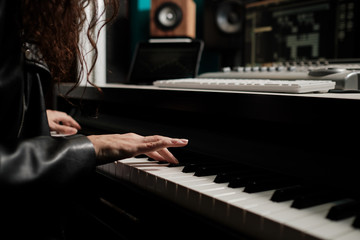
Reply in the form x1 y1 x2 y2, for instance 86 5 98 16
55 83 360 240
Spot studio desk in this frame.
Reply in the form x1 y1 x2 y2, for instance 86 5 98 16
56 83 360 240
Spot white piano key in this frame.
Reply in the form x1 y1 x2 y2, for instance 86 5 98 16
114 162 125 179
224 190 274 206
216 188 255 204
137 168 149 188
231 192 275 210
334 229 360 240
130 162 183 190
177 176 216 189
173 181 197 209
134 164 170 171
203 189 271 233
281 199 353 238
166 175 214 203
201 183 232 194
262 200 343 240
250 200 293 217
165 178 183 202
213 188 239 196
239 201 294 240
154 175 167 195
143 170 181 191
173 175 207 183
166 175 201 183
129 167 141 184
114 158 150 181
178 179 218 206
222 190 276 237
119 158 145 163
143 168 183 184
306 216 356 239
199 192 216 218
116 162 132 181
146 164 184 172
286 205 334 229
212 197 230 225
107 162 116 176
269 201 338 224
187 182 217 191
120 158 150 164
193 183 235 216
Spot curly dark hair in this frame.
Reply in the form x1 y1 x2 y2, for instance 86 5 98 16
21 0 119 90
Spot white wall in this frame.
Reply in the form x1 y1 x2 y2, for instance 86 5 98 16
79 0 107 86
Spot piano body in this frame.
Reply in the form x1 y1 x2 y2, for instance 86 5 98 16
56 83 360 240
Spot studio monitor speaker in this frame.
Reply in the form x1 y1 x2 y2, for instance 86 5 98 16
150 0 196 38
204 0 245 49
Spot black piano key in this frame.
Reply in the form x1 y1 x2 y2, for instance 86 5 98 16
167 156 199 168
227 176 250 188
327 200 360 221
228 174 271 188
244 176 298 193
194 163 237 177
214 170 248 183
214 166 266 183
353 214 360 228
157 161 169 164
182 162 218 173
182 163 202 173
291 191 345 209
271 185 308 202
167 162 185 168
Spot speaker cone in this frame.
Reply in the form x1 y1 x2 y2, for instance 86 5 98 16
155 2 183 30
216 1 243 34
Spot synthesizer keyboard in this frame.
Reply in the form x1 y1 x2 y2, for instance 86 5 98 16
98 157 360 240
198 65 360 91
153 78 336 93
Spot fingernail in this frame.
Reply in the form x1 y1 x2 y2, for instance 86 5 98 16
171 139 188 144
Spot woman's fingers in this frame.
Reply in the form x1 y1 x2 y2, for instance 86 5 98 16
140 136 187 164
59 116 81 130
87 133 188 165
145 148 179 164
47 109 81 135
52 124 78 135
141 135 188 151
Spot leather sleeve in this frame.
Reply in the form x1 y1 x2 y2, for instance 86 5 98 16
0 135 97 239
0 135 96 190
0 0 26 137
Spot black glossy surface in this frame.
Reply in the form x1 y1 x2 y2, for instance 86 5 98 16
56 84 360 199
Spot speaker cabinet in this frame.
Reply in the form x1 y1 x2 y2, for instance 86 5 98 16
150 0 196 38
204 0 245 49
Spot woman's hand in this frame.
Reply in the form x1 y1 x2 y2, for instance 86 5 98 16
87 133 188 165
46 110 81 135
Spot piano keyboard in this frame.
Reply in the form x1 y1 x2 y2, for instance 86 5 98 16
97 157 360 240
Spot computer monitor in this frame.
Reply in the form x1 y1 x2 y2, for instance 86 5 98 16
127 39 203 85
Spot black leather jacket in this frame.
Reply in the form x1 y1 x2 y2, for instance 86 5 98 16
0 1 97 238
